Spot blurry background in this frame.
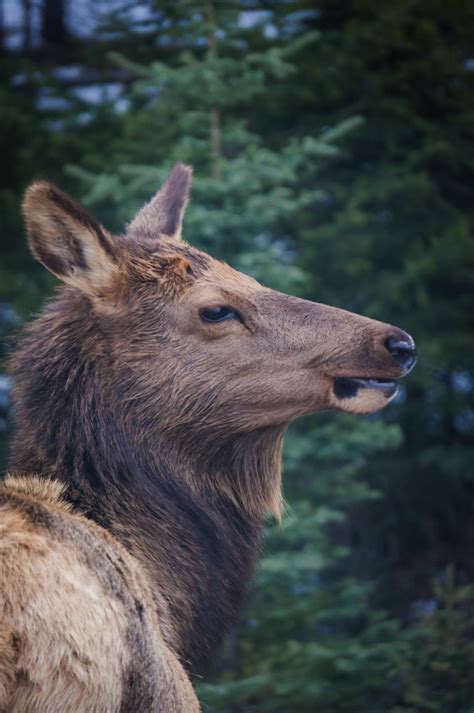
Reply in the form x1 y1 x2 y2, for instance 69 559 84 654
1 1 474 710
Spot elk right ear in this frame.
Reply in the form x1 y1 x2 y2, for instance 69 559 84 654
128 162 192 240
23 182 117 295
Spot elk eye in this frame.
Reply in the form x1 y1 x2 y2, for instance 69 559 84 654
200 306 241 323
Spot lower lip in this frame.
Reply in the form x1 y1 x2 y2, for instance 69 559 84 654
333 377 398 400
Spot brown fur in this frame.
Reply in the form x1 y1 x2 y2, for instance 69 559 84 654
1 163 414 711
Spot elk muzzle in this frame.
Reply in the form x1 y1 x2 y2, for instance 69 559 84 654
331 325 416 414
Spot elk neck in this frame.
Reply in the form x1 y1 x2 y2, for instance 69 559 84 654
7 293 285 673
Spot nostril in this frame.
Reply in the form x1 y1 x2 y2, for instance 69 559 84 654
385 335 416 372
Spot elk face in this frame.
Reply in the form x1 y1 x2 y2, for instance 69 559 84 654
22 164 415 437
170 270 415 428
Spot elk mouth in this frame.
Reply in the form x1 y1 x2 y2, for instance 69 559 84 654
333 376 398 400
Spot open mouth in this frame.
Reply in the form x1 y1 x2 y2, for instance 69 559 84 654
333 377 398 400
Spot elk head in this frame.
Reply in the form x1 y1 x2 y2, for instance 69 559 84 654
21 164 415 512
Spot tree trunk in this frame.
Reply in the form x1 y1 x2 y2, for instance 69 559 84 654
205 0 221 180
0 0 4 52
42 0 67 45
23 0 32 51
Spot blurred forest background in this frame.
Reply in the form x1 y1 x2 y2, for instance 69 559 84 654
1 0 474 710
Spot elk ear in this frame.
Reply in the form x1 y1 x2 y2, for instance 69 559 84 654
23 182 117 294
128 162 192 241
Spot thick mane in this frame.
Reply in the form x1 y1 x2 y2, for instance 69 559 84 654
7 288 284 671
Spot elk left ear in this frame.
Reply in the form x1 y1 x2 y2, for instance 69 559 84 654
23 181 117 295
128 162 192 241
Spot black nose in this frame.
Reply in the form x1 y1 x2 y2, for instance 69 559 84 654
385 334 416 373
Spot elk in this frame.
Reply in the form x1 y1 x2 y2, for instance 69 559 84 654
0 164 416 712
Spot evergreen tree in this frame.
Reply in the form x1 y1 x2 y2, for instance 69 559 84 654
1 1 473 710
68 4 474 711
275 0 474 611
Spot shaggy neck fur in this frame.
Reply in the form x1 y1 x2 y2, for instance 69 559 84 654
7 292 285 672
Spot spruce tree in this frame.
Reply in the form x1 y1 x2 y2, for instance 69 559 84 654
67 4 426 711
2 1 473 710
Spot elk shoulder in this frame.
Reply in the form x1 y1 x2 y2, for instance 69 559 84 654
0 475 199 713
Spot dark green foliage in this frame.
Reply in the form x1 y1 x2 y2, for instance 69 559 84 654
1 1 473 710
393 567 474 713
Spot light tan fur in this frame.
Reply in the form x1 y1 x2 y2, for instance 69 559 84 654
0 476 199 712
